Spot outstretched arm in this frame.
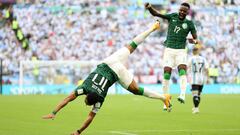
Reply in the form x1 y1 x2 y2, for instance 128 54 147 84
71 111 96 135
42 91 77 119
145 3 169 20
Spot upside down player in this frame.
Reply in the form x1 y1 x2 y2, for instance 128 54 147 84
42 21 172 135
188 47 208 114
145 2 199 107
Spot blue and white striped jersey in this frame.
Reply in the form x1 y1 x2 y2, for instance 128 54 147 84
188 55 208 85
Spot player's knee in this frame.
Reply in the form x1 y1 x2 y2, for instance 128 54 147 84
164 72 171 80
178 69 186 76
178 64 187 76
163 67 172 80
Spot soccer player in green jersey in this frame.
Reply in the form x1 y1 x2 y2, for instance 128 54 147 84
42 21 172 135
145 2 198 106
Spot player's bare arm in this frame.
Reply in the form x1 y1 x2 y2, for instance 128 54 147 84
145 3 169 19
71 112 96 135
188 33 198 44
42 92 77 119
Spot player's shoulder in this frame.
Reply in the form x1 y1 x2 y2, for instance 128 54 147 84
197 55 207 62
185 18 195 25
166 12 178 17
171 12 178 17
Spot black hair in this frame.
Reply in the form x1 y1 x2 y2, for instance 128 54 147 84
181 2 190 9
86 92 101 105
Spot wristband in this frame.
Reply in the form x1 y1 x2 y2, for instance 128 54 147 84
77 130 81 134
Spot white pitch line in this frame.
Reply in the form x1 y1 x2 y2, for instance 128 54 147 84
132 129 240 133
109 131 138 135
110 129 240 133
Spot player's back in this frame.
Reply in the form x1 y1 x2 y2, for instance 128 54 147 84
82 63 118 101
189 55 208 85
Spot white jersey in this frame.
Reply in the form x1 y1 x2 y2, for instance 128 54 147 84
188 55 208 85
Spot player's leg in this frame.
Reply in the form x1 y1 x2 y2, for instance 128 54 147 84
162 48 175 95
162 48 174 110
127 79 172 111
163 66 172 94
103 21 160 65
117 64 172 110
191 85 201 114
177 64 187 103
198 85 203 104
127 21 160 53
176 49 188 103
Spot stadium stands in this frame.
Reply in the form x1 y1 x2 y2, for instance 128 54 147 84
0 0 239 84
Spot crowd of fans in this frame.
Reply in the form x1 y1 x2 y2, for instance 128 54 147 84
0 0 239 85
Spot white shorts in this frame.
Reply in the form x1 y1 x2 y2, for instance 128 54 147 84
102 47 133 89
163 48 187 68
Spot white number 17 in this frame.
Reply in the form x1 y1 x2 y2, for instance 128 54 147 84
174 26 181 33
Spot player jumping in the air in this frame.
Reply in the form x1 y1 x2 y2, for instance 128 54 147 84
188 47 208 114
145 2 199 107
42 21 172 135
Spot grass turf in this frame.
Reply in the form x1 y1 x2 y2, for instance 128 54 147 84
0 94 240 135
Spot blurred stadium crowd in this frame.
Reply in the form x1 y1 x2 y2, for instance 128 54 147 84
0 0 240 85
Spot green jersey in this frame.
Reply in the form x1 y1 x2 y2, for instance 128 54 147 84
163 13 196 49
75 63 118 102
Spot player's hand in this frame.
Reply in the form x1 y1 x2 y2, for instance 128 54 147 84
188 38 198 44
42 113 55 120
151 20 160 31
195 43 202 49
70 131 81 135
144 3 151 9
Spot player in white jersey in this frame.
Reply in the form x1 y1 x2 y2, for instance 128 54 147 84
188 47 208 114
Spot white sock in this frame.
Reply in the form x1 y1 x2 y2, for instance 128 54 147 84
132 28 153 45
143 88 165 101
179 75 187 97
162 79 170 94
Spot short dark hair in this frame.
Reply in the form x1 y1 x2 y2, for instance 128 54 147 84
86 92 101 105
181 2 190 9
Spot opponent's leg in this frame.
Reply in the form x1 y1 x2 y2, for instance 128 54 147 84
192 85 203 114
192 89 200 114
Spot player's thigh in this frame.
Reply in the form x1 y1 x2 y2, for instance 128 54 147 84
191 84 201 95
102 47 130 64
163 48 175 68
176 49 187 66
117 64 134 90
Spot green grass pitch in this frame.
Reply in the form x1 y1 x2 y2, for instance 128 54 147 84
0 94 240 135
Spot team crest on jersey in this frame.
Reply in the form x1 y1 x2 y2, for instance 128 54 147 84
182 23 188 29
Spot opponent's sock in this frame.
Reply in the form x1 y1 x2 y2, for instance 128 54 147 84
198 96 201 106
193 94 200 107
